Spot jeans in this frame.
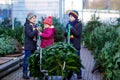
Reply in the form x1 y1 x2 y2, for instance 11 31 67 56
23 50 34 76
67 50 82 79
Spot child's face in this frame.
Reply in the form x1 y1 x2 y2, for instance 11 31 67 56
29 16 36 23
44 24 50 29
69 15 75 22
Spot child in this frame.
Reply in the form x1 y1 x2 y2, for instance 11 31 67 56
38 16 56 48
23 13 39 79
64 10 82 80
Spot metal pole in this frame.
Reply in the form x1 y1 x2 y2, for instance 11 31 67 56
81 0 84 23
11 0 14 30
62 0 65 17
71 0 73 9
59 0 62 23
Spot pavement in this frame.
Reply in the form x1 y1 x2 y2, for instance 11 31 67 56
1 46 102 80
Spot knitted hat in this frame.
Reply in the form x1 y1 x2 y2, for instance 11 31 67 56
27 13 36 20
69 10 79 19
43 16 53 26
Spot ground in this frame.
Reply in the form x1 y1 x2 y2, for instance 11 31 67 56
1 46 102 80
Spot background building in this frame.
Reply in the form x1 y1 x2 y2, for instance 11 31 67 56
0 0 120 28
12 0 65 25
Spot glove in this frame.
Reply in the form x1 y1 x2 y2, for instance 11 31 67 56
37 27 42 31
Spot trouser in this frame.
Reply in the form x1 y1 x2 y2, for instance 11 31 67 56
23 50 35 76
67 50 82 79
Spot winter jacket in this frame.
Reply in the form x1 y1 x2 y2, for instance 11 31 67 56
39 27 56 48
64 20 82 50
24 19 38 50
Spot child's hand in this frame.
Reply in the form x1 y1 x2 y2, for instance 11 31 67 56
33 28 36 30
37 27 42 31
38 31 42 36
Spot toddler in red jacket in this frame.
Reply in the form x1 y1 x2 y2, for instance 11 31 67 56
38 16 56 48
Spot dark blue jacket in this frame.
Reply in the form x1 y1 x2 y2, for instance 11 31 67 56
65 20 82 50
24 19 38 50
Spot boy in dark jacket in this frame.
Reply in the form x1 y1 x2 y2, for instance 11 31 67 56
64 10 82 80
23 13 39 79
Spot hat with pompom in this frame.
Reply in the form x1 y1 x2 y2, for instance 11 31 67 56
69 10 79 19
43 16 53 26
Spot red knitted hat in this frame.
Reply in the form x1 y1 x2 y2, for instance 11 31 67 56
43 16 53 26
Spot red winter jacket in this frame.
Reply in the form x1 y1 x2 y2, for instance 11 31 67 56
39 27 55 48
